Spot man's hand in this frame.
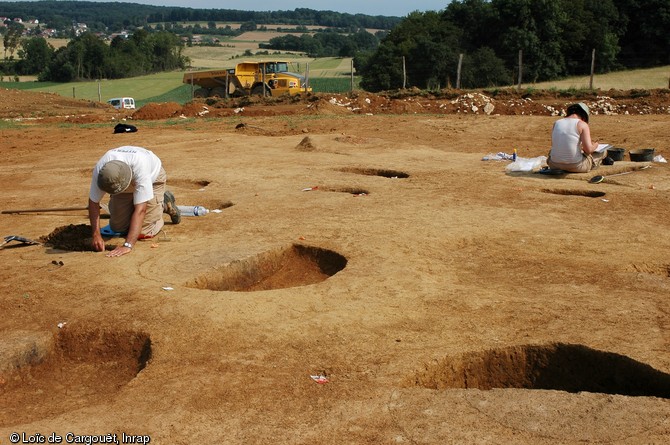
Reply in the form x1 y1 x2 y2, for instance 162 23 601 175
88 199 106 252
106 244 132 257
92 232 106 252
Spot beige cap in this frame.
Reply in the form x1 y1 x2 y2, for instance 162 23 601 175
97 160 132 195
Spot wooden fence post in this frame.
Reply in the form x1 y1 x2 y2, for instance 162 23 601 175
590 48 596 90
456 53 464 89
517 50 522 91
402 56 406 89
350 59 354 93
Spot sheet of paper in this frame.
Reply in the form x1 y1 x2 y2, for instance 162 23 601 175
595 143 612 153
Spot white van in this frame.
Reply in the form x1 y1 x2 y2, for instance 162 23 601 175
107 97 136 110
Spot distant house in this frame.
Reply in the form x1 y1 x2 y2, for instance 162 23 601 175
110 31 130 40
74 22 88 36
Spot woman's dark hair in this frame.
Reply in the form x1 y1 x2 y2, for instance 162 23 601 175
566 104 589 123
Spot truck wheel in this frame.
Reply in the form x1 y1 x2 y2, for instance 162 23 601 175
251 85 271 96
210 87 227 98
193 88 209 98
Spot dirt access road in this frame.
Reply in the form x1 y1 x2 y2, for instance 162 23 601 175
1 87 670 444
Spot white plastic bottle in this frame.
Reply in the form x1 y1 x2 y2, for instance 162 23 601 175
177 205 209 216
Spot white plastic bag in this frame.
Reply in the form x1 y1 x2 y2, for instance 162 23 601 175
505 156 547 172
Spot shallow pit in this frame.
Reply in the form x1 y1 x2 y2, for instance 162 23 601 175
169 179 211 189
340 167 410 179
0 325 151 426
321 186 370 196
187 244 347 291
542 188 606 198
410 343 670 398
628 262 670 278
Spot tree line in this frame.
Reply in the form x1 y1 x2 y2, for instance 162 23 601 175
0 1 401 34
2 0 668 89
261 29 384 58
355 0 670 91
9 29 187 81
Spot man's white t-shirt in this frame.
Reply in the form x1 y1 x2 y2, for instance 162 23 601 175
89 146 162 204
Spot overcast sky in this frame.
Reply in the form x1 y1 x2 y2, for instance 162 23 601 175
64 0 453 17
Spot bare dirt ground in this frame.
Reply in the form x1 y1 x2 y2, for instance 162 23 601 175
1 87 670 444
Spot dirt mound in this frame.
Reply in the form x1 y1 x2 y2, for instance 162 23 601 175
295 136 317 151
131 102 183 120
2 88 669 123
0 88 115 123
40 224 113 251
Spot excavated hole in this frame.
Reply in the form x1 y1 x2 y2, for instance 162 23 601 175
542 189 606 198
40 224 115 251
340 167 410 179
207 200 234 210
169 179 211 189
628 262 670 278
0 326 151 426
321 186 370 196
187 244 347 291
410 343 670 398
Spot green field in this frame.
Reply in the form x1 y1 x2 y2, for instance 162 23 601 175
521 66 670 90
0 71 193 106
0 56 359 105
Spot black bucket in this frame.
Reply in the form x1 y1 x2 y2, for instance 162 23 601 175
607 147 625 161
629 148 655 162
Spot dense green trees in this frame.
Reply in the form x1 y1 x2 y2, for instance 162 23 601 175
264 29 380 57
17 31 188 81
616 0 670 67
358 11 464 91
2 22 24 59
16 36 53 74
357 0 661 91
2 0 667 90
0 2 401 33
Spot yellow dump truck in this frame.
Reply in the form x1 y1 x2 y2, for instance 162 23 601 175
183 61 312 98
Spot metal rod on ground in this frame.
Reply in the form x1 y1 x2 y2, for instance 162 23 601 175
2 203 108 214
2 206 88 214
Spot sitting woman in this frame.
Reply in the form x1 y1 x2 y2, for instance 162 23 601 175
547 102 606 173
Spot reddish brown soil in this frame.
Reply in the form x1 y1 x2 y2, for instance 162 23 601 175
1 87 670 444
